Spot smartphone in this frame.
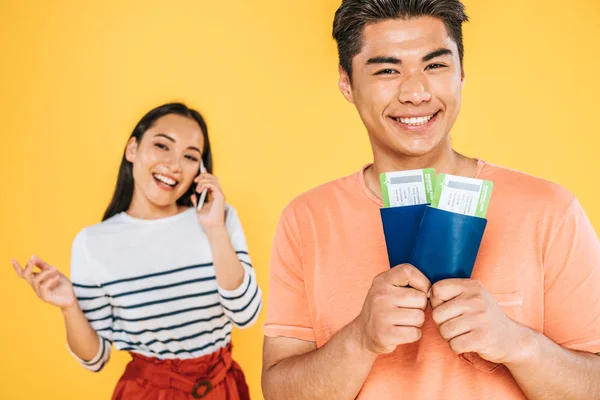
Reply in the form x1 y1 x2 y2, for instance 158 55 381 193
197 159 208 210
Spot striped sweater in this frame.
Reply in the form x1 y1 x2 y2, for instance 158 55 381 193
68 206 262 372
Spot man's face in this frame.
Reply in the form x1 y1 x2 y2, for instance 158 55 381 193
339 17 464 158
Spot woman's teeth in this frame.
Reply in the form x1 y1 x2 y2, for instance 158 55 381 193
395 114 434 126
153 174 177 186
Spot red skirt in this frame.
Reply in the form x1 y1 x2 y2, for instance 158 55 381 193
112 344 250 400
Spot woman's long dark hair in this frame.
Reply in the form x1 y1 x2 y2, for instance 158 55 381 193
102 103 213 221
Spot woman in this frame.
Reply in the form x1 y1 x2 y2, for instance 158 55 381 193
11 103 262 399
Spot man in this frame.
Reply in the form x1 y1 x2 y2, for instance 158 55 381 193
261 1 600 398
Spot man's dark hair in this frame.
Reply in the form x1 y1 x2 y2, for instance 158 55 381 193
332 0 469 78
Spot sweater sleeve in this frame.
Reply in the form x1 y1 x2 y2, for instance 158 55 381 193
217 206 263 329
67 229 113 372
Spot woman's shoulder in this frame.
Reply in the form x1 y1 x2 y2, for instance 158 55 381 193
71 213 129 248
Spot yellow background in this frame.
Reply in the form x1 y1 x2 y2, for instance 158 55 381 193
1 0 599 398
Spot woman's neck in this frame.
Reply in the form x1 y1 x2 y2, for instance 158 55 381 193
126 192 185 220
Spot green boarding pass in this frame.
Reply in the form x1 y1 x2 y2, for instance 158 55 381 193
380 168 436 207
431 173 494 217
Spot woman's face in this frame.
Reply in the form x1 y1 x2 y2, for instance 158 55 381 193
126 113 204 210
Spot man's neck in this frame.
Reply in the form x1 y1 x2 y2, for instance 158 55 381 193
364 147 478 201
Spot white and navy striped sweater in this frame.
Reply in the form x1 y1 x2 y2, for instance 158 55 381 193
68 206 262 372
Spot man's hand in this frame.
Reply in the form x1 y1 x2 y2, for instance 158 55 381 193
352 264 432 355
430 279 529 364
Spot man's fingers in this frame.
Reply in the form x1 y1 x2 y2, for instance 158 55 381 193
388 325 422 344
438 315 474 341
430 279 471 308
387 308 426 328
389 287 429 310
448 331 476 355
431 297 474 325
386 264 431 294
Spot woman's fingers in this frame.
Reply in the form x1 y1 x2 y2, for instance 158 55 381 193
31 256 53 271
22 257 36 284
40 275 61 298
11 260 24 278
195 175 221 189
196 182 224 200
32 268 58 294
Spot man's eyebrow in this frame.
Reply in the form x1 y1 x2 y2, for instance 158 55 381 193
422 48 453 62
366 56 402 65
366 49 453 66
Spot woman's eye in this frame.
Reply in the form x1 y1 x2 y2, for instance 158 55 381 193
155 143 168 150
185 155 199 162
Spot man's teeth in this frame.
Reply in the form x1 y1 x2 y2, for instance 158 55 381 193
154 174 177 186
397 115 434 126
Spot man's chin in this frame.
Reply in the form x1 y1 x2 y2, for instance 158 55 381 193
390 139 445 159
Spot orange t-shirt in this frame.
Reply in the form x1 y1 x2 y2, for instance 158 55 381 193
264 160 600 399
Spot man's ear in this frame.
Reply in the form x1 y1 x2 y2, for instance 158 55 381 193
338 65 355 104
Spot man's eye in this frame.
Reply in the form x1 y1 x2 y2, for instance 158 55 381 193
426 63 447 70
376 69 399 75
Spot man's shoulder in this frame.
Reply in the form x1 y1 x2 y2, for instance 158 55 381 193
481 161 575 212
280 170 363 219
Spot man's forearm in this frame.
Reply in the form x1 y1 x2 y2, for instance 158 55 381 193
506 326 600 399
263 320 378 400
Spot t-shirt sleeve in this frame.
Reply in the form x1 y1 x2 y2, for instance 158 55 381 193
263 205 315 342
543 198 600 353
217 205 262 329
68 229 113 372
